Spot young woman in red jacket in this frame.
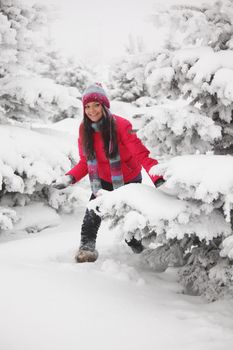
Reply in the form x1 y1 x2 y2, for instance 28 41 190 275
55 83 164 263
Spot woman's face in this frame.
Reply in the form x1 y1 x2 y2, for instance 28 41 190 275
85 101 103 122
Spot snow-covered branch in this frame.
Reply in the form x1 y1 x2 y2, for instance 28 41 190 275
0 124 78 206
138 105 221 157
0 74 82 123
151 155 233 221
89 183 231 244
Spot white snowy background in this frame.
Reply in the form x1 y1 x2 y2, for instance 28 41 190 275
1 0 233 349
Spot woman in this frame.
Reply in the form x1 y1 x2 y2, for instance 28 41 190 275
55 83 164 263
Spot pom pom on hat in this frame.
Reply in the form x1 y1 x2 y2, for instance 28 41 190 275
82 83 110 108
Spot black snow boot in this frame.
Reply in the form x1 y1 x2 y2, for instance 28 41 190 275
75 208 101 263
125 237 144 254
75 235 98 263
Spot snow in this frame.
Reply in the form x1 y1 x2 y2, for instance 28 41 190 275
170 46 233 122
90 183 231 242
172 47 214 70
1 1 233 346
187 51 233 84
91 184 189 224
210 68 233 107
0 214 233 350
39 117 81 136
0 202 60 242
146 66 175 96
138 105 221 156
0 124 77 194
0 75 80 109
150 155 233 220
13 202 60 231
0 74 82 122
151 155 233 195
221 235 233 260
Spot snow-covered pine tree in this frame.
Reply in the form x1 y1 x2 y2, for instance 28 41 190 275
138 104 221 157
0 0 90 232
100 0 233 300
38 47 93 92
110 0 233 154
0 0 82 124
108 33 151 103
150 1 233 51
92 154 233 301
147 0 233 300
147 0 233 154
108 52 150 102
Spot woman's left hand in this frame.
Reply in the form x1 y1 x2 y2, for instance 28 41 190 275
154 178 165 188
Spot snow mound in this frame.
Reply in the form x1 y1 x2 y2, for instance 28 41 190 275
9 202 60 233
0 202 61 243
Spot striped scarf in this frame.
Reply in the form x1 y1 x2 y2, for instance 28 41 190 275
87 120 124 196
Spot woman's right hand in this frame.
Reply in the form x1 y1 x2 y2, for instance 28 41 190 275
52 175 74 189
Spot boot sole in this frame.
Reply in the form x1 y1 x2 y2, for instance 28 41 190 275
75 250 98 263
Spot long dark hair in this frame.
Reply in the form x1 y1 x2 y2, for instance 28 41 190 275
81 105 118 160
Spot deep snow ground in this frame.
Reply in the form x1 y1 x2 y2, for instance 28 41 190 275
0 211 233 350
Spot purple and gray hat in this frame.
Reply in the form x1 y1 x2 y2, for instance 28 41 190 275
82 83 110 109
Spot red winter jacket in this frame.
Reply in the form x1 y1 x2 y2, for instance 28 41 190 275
67 115 161 184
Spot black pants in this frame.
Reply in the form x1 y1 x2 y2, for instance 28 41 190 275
79 174 142 251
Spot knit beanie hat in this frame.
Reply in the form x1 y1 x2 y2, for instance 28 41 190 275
82 83 110 109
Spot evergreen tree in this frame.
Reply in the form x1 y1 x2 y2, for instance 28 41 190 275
147 0 233 154
38 47 93 92
0 1 88 230
104 0 233 300
0 0 82 123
